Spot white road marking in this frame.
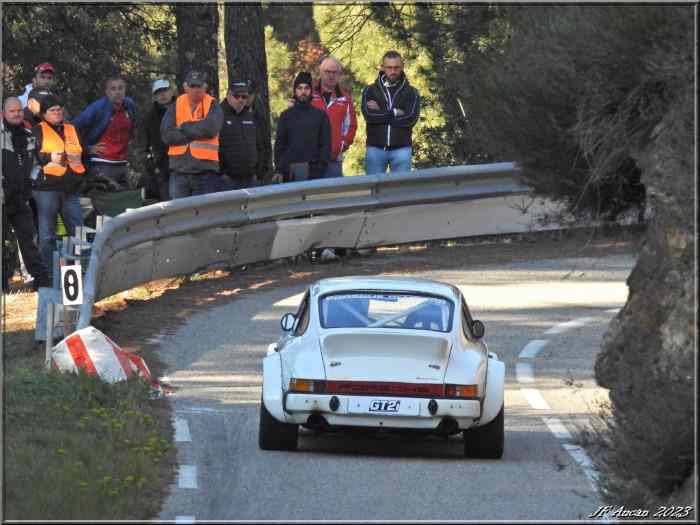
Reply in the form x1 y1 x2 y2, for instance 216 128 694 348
175 516 196 523
520 388 551 410
518 339 548 359
178 465 198 489
542 417 573 441
544 317 596 335
562 443 599 490
174 417 192 442
175 406 238 415
518 312 613 498
515 362 535 384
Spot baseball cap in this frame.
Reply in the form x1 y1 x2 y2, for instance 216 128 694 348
228 80 251 95
152 79 171 94
34 62 55 74
184 70 206 86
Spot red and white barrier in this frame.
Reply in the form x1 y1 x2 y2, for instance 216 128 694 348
52 326 158 388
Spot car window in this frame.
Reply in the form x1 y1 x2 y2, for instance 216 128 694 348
319 292 453 333
294 291 311 336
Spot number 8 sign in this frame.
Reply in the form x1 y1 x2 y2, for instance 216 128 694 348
61 263 83 305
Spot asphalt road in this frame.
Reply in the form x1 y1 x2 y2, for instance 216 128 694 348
156 252 634 521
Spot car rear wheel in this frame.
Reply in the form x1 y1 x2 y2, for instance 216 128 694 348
258 397 298 451
463 404 504 459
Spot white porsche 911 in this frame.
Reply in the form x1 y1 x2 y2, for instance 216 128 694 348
259 276 505 458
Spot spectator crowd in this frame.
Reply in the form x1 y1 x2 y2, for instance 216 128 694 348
2 51 421 290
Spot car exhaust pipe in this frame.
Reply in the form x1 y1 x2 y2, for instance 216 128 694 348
306 413 329 431
436 417 460 436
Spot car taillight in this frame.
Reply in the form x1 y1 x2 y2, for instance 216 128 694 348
445 384 479 398
289 378 326 393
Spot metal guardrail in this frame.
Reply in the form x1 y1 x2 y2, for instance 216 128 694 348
77 162 528 329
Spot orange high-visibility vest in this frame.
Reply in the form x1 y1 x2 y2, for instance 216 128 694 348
168 93 219 161
39 121 86 176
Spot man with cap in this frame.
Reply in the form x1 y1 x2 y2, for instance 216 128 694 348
161 70 224 198
2 96 51 291
31 94 86 274
219 79 258 190
142 79 175 200
72 75 137 190
274 71 331 182
18 62 56 109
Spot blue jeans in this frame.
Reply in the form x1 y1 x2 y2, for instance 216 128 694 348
169 172 223 199
33 190 84 273
321 159 343 179
364 146 412 174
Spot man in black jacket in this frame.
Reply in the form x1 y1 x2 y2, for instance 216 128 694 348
2 97 51 290
143 79 175 200
361 50 420 174
274 72 331 182
219 80 257 189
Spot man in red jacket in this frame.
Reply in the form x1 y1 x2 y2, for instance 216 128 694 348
308 56 359 262
311 56 357 179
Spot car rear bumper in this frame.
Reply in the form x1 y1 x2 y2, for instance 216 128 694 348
284 393 481 429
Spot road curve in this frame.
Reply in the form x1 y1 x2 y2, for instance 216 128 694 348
156 252 634 521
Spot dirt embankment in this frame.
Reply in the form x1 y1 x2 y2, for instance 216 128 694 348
594 80 695 509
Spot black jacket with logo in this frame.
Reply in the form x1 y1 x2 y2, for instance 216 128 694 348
219 100 258 183
361 72 420 149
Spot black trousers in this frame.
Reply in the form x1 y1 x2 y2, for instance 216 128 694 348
2 199 50 289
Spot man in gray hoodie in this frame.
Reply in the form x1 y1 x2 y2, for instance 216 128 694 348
161 70 224 198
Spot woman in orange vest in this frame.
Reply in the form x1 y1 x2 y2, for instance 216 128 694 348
32 94 85 273
160 69 223 199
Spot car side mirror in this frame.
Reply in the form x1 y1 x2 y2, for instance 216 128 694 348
471 320 485 339
280 312 296 332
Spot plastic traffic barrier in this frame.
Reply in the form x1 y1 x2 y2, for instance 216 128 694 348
51 326 158 389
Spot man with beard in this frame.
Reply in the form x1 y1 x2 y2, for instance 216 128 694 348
274 72 330 182
1 97 51 291
361 50 421 174
142 79 175 200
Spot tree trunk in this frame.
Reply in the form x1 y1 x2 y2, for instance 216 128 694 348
175 4 219 96
264 4 320 48
224 3 272 180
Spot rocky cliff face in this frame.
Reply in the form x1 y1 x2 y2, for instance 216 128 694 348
594 81 695 505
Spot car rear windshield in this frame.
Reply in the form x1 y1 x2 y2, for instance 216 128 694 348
319 292 454 333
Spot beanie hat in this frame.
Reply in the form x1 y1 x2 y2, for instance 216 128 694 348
293 71 312 90
40 94 62 115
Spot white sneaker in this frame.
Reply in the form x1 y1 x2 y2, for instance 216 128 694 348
320 248 339 262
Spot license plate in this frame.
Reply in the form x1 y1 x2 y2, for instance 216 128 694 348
348 397 420 416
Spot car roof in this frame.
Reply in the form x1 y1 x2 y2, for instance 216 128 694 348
314 276 460 300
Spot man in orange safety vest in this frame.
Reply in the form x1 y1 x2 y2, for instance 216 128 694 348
160 70 223 199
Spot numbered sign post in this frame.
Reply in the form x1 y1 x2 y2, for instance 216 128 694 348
61 263 83 306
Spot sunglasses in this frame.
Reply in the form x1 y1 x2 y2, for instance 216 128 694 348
231 93 249 100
